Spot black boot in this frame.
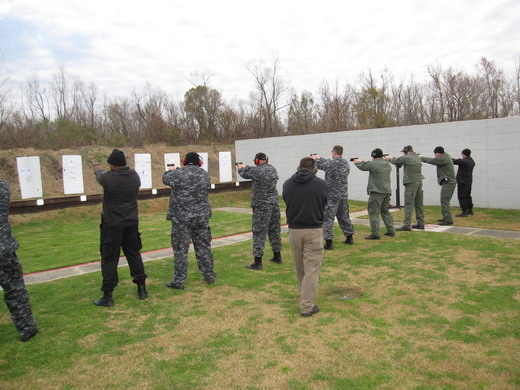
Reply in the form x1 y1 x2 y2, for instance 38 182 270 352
20 326 39 342
270 252 282 264
468 208 474 215
137 283 148 300
344 234 354 245
456 211 468 217
324 240 333 250
94 291 114 307
246 257 263 270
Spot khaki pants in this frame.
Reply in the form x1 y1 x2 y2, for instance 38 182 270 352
288 228 324 314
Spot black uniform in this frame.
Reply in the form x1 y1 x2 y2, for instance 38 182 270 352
452 156 476 214
0 180 38 341
95 167 147 292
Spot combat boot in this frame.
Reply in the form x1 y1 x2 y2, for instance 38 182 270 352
270 251 282 264
246 257 263 270
137 283 148 300
94 291 114 307
324 240 333 250
20 327 39 342
456 211 468 217
468 208 474 215
344 234 354 245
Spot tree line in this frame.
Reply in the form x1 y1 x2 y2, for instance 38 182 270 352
1 56 519 150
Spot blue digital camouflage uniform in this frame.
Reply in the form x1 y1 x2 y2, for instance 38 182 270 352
237 163 281 257
163 166 216 288
316 156 354 240
0 180 38 341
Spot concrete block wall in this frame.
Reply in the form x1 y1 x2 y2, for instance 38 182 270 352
235 117 520 209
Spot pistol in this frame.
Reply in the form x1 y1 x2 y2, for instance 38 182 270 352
349 157 358 162
235 162 243 166
166 163 175 167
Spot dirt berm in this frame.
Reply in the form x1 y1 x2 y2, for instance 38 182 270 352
0 144 236 201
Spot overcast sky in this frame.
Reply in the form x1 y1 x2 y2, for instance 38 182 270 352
1 0 519 103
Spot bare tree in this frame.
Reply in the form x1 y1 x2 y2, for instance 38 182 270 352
354 69 395 129
24 73 50 122
80 81 98 129
246 56 288 137
477 57 507 118
514 55 520 116
287 90 318 134
317 81 355 132
0 61 13 128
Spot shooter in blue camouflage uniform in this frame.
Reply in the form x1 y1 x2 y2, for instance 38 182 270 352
312 145 354 249
163 152 216 289
237 152 282 270
0 179 38 342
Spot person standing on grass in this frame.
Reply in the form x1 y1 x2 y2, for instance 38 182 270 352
0 179 39 342
93 149 148 307
236 152 282 271
163 152 216 289
353 148 395 240
385 145 425 231
452 148 476 217
283 157 328 317
311 145 354 250
420 146 456 226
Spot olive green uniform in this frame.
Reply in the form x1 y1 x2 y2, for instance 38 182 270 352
388 152 425 229
355 159 394 236
420 153 456 224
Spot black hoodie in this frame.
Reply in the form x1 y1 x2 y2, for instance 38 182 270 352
282 170 328 229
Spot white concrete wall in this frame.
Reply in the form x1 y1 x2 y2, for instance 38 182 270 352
235 117 520 209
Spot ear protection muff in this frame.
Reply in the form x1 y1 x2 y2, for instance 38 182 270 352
254 153 268 166
182 153 203 167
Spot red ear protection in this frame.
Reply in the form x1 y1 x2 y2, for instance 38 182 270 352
182 154 203 167
254 153 268 166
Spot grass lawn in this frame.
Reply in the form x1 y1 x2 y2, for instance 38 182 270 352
1 224 519 389
1 190 519 389
388 205 520 231
10 192 368 274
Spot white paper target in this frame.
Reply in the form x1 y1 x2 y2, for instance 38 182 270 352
164 153 181 171
16 156 43 199
134 153 152 189
197 152 208 172
219 151 232 182
62 155 84 195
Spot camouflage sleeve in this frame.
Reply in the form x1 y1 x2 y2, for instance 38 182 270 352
0 180 19 256
0 180 10 213
163 170 179 187
203 170 211 191
237 166 253 179
315 158 331 171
